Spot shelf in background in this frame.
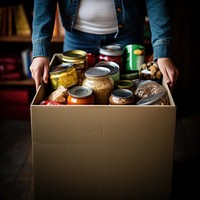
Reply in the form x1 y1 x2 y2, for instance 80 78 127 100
0 35 64 43
0 79 35 87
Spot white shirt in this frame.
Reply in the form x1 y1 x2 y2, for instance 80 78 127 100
74 0 118 34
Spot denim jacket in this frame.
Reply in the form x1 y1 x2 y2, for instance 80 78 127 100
32 0 172 60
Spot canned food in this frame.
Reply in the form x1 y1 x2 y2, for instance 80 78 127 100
49 63 78 90
109 88 134 105
98 43 124 72
67 86 94 105
62 50 87 85
124 44 145 71
95 61 120 82
82 67 114 105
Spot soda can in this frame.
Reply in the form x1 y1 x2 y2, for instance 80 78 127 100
124 44 145 71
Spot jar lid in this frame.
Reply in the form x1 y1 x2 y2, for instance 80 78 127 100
62 50 87 62
95 61 119 75
115 80 134 89
85 67 111 77
68 86 93 98
136 92 166 105
112 89 133 99
99 43 124 56
49 63 74 74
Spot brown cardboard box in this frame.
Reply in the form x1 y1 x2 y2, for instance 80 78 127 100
30 54 176 200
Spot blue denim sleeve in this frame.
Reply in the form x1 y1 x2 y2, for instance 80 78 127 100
31 0 57 58
145 0 172 60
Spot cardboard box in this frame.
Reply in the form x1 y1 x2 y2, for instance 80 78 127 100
30 54 176 200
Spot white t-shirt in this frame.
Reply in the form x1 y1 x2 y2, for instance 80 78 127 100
74 0 118 34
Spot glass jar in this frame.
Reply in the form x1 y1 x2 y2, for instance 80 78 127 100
49 63 78 90
62 50 87 85
98 43 124 72
109 89 134 105
82 67 114 105
67 86 94 105
95 61 120 82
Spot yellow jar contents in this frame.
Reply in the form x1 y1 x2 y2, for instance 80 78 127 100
49 63 78 90
82 67 114 105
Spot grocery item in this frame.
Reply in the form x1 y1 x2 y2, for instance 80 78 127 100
124 44 145 71
109 88 134 105
49 63 78 90
98 43 124 72
67 86 94 105
82 67 114 105
139 61 162 81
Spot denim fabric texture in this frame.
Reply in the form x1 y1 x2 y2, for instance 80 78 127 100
32 0 172 60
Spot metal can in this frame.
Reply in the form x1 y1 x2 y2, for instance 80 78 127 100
98 43 124 72
49 63 78 90
95 61 120 82
82 67 114 105
62 50 87 85
67 86 94 105
109 89 134 105
124 44 145 71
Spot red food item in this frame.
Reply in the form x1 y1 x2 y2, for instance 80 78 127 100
40 100 63 105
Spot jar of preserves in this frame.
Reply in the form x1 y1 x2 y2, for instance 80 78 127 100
109 89 134 105
82 67 114 105
67 86 94 105
62 50 87 85
49 63 78 90
98 43 124 72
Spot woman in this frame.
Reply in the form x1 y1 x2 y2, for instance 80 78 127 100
30 0 178 91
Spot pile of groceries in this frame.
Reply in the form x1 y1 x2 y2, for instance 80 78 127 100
40 43 170 106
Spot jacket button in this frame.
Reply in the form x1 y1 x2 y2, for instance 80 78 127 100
117 7 122 13
118 24 124 29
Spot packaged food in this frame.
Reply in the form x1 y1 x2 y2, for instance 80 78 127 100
109 89 134 105
82 67 114 105
98 43 124 72
49 63 78 90
67 86 94 105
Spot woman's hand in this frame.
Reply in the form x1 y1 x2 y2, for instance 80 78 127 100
157 58 179 91
30 57 50 90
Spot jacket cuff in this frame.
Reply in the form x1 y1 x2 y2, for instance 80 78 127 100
32 39 50 58
153 39 172 60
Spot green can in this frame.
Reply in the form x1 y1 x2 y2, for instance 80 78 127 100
125 44 145 71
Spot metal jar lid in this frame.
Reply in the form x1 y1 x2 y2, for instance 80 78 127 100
95 61 119 75
85 67 111 77
49 63 74 74
62 50 87 62
111 88 133 99
136 92 166 105
99 43 124 56
68 86 93 98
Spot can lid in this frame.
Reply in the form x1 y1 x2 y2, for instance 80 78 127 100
49 63 74 74
99 44 124 56
112 89 133 99
95 61 119 75
115 80 134 89
62 50 87 62
85 67 111 77
136 92 166 105
68 86 93 98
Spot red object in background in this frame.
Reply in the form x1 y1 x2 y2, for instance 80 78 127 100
86 53 98 68
40 100 63 105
